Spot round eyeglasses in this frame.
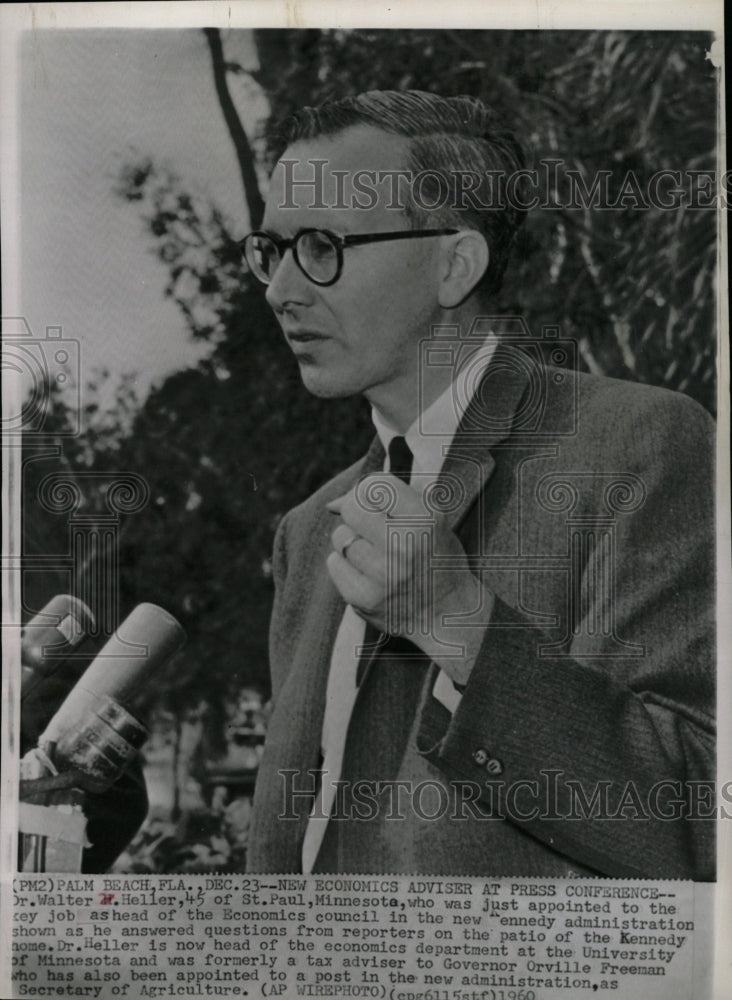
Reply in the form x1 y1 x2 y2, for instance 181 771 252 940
240 227 459 287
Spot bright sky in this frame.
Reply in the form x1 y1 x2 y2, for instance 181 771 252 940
19 29 269 408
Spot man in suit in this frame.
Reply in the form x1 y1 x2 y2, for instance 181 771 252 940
245 90 715 878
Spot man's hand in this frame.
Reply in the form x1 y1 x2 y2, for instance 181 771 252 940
325 473 493 686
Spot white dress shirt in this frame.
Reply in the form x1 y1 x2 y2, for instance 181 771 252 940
301 335 498 873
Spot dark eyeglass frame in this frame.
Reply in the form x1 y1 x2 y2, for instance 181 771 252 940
240 227 459 287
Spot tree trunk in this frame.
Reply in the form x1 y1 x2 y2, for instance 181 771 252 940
204 28 265 228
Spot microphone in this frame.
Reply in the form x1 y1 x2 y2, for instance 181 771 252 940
38 603 186 791
21 595 95 699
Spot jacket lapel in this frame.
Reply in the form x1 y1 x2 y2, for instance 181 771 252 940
438 343 531 533
359 433 387 477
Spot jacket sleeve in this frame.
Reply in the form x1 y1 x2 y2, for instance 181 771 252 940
416 389 716 879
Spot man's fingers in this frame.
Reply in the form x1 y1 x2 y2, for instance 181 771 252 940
325 495 347 515
355 473 426 519
326 551 382 613
331 474 428 544
331 524 385 582
331 523 359 558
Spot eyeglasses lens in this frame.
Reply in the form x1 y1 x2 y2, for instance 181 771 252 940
296 231 337 284
245 231 340 285
246 235 280 283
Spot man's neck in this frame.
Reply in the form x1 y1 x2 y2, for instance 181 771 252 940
367 334 490 434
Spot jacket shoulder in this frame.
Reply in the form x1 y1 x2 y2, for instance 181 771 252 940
546 367 715 455
574 369 714 422
582 372 713 454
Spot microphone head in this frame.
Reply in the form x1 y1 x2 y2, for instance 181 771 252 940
21 595 95 673
40 603 186 740
39 603 186 789
81 602 186 707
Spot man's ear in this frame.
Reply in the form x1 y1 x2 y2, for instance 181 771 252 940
438 230 489 308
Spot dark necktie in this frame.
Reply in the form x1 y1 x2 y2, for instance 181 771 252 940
387 434 413 487
355 436 413 686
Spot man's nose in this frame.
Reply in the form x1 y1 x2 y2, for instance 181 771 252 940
264 248 312 313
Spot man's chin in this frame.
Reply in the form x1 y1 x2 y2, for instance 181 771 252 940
298 367 361 400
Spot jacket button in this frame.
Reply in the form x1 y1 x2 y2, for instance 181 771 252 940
473 748 488 766
485 758 503 776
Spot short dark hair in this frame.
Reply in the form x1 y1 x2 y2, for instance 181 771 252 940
274 90 527 297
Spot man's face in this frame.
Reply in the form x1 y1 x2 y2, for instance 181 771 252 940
261 125 444 409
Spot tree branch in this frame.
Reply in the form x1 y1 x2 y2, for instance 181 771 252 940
204 28 265 228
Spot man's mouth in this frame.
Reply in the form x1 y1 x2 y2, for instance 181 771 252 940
287 332 328 345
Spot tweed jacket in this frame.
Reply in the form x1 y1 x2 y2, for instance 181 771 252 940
247 353 715 878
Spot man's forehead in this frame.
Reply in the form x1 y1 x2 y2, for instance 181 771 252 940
263 124 412 228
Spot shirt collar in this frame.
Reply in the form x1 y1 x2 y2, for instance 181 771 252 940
371 334 498 483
